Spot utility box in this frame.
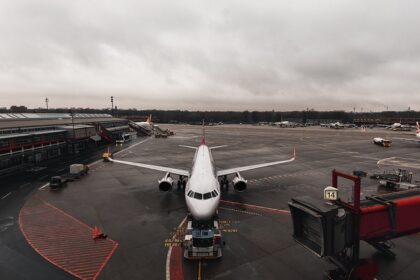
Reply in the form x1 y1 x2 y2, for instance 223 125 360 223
69 164 89 178
288 196 349 257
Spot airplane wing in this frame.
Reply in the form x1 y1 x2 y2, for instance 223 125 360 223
216 148 295 177
108 157 190 177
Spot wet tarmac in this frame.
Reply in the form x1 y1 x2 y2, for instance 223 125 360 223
1 124 420 280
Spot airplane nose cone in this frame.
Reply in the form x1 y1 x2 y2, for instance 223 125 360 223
192 208 214 220
186 197 219 221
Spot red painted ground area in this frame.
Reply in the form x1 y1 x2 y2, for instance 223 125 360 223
170 246 184 280
19 197 118 280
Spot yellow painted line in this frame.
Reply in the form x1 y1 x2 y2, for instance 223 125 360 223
197 260 202 280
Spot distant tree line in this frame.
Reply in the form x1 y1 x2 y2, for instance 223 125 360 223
2 106 420 124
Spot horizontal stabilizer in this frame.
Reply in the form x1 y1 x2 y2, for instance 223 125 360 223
179 145 198 150
210 145 228 150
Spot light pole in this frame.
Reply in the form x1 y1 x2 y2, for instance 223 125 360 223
111 96 114 116
70 111 76 156
45 97 49 111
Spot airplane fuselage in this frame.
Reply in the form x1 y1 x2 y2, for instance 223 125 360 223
135 122 153 131
185 145 220 220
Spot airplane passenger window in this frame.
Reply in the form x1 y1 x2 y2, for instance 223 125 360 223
194 192 203 200
203 192 212 200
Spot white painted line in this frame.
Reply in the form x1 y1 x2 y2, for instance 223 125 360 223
87 137 151 168
1 192 11 199
114 137 151 156
377 157 396 167
165 246 173 280
38 183 49 190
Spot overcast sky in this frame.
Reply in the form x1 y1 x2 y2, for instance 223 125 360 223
0 0 419 111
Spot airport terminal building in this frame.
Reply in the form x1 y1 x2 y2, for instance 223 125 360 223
0 113 139 176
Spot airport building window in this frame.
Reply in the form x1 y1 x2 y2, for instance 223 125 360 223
0 140 9 148
14 137 32 145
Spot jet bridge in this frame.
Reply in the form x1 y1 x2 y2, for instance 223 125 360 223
289 170 420 280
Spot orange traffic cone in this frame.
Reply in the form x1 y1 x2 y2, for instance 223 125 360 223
92 226 101 240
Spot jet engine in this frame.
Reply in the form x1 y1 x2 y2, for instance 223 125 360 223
158 173 173 192
232 173 247 192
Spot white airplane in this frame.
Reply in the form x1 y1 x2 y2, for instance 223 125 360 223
135 114 153 132
417 122 420 139
106 130 296 221
396 122 420 143
388 122 402 130
329 122 344 129
274 121 296 128
387 122 411 131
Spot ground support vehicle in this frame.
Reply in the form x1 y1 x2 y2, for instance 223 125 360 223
183 215 223 259
49 176 68 189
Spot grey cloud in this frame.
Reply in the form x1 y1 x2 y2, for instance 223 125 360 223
0 0 420 111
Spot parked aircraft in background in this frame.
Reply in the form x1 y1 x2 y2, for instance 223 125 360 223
329 122 345 129
396 122 420 143
106 129 296 221
388 122 402 130
274 121 297 128
387 122 412 131
135 114 153 132
417 122 420 138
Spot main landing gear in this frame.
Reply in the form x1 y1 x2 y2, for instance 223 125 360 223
177 175 187 190
220 175 229 190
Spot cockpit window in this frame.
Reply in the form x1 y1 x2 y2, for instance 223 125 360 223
187 191 194 197
194 192 203 200
203 192 212 200
211 190 218 197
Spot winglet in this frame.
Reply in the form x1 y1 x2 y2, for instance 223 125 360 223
201 120 206 145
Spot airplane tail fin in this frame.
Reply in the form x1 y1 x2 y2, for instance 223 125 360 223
201 120 206 145
293 146 296 159
146 114 152 123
